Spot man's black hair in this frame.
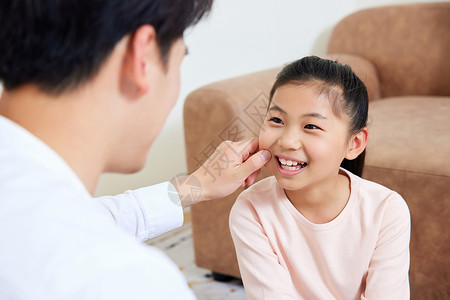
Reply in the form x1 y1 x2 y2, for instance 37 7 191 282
0 0 213 94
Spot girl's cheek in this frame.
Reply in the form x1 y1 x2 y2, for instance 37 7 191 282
259 125 276 149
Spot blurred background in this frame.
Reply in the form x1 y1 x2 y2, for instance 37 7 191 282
94 0 432 196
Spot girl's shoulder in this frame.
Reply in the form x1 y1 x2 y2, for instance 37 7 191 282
345 169 410 218
348 170 403 200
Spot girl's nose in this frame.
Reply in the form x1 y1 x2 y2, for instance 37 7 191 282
278 128 302 150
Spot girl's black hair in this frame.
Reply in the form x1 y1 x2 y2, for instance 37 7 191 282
269 56 368 176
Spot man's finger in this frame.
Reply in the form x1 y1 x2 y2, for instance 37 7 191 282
238 150 271 179
244 169 261 186
240 138 259 160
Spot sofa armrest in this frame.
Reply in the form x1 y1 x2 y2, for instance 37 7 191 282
325 53 381 102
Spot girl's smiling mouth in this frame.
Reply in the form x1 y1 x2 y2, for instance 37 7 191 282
276 155 308 176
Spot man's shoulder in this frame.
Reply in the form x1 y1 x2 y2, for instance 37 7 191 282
0 188 192 299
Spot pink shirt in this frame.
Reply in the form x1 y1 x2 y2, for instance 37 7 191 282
229 169 410 300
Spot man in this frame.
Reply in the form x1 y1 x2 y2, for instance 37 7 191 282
0 1 271 299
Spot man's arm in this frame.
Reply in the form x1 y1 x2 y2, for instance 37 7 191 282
96 139 271 240
172 138 271 207
95 182 183 241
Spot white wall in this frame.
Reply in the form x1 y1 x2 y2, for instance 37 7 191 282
357 0 438 9
94 0 438 196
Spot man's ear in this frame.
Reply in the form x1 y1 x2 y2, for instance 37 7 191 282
120 25 159 98
345 127 369 160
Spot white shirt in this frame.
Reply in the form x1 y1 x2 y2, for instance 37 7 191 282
0 116 195 299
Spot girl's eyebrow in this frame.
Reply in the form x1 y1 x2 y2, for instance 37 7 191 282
302 112 327 120
269 106 327 120
268 105 285 114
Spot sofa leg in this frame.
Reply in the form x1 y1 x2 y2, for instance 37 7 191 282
211 272 238 282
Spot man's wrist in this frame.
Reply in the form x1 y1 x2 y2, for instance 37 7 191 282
170 173 206 208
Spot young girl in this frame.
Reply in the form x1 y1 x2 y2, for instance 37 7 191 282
229 56 410 300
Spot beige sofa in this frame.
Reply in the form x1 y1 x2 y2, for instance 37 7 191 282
183 3 450 299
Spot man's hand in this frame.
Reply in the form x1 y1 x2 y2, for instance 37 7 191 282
171 138 271 208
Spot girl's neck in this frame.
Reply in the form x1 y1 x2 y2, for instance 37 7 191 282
284 170 351 224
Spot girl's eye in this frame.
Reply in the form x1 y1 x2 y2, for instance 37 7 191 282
304 124 320 130
269 117 284 125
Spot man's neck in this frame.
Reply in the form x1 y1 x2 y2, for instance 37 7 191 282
0 85 111 195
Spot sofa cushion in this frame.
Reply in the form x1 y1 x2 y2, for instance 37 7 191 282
365 96 450 177
363 96 450 298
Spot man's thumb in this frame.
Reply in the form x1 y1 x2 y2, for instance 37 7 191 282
240 150 271 176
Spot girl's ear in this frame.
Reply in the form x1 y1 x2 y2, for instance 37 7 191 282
345 127 369 160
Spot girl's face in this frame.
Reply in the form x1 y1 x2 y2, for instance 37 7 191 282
259 83 353 192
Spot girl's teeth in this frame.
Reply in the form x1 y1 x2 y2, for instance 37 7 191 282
278 157 308 170
281 165 300 171
279 158 299 166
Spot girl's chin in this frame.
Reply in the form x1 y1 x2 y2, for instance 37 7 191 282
279 183 302 191
266 164 306 190
273 175 303 191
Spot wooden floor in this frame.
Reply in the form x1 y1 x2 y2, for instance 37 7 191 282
183 208 192 224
